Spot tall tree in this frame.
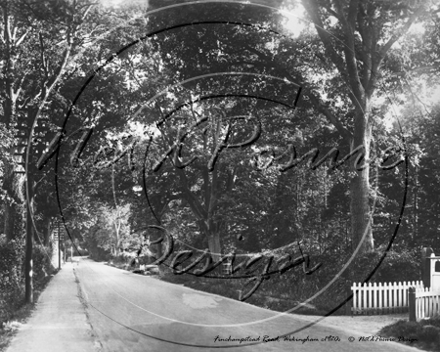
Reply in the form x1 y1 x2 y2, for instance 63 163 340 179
297 0 437 252
0 0 98 241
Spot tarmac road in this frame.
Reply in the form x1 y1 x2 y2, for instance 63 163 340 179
73 258 423 352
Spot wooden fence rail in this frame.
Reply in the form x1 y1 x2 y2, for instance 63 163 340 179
351 281 424 315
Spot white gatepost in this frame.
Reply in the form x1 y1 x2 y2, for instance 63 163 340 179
429 253 440 291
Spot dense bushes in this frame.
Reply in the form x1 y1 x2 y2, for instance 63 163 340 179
158 247 422 315
88 246 111 262
0 238 25 325
349 248 421 283
0 236 55 325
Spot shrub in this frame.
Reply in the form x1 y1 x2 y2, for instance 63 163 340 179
380 318 440 351
349 248 421 283
0 237 25 325
422 315 440 329
89 249 111 262
0 236 56 325
32 244 54 280
160 272 195 285
381 320 421 338
419 325 440 344
110 255 126 265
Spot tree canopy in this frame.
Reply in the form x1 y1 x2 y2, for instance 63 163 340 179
1 0 440 291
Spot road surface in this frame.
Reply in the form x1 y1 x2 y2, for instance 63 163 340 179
73 258 422 352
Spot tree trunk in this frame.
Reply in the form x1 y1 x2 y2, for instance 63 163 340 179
154 235 163 261
3 162 23 241
412 164 419 247
44 218 52 246
207 232 221 262
4 201 20 241
114 228 120 256
25 176 34 303
350 107 374 253
2 5 21 242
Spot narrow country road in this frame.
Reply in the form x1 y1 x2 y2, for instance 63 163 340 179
74 258 422 352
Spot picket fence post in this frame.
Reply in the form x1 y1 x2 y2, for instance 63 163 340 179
409 287 416 321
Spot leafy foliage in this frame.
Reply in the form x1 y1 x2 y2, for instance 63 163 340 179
0 237 24 324
0 235 54 325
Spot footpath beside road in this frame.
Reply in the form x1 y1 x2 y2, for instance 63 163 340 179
6 262 97 352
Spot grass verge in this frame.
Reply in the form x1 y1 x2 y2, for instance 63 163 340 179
159 271 326 315
379 315 440 351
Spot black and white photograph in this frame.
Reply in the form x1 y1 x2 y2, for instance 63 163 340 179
1 0 440 351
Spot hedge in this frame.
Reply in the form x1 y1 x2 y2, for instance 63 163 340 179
0 236 55 325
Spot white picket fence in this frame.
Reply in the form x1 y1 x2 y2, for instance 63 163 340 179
415 287 440 320
351 281 424 315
